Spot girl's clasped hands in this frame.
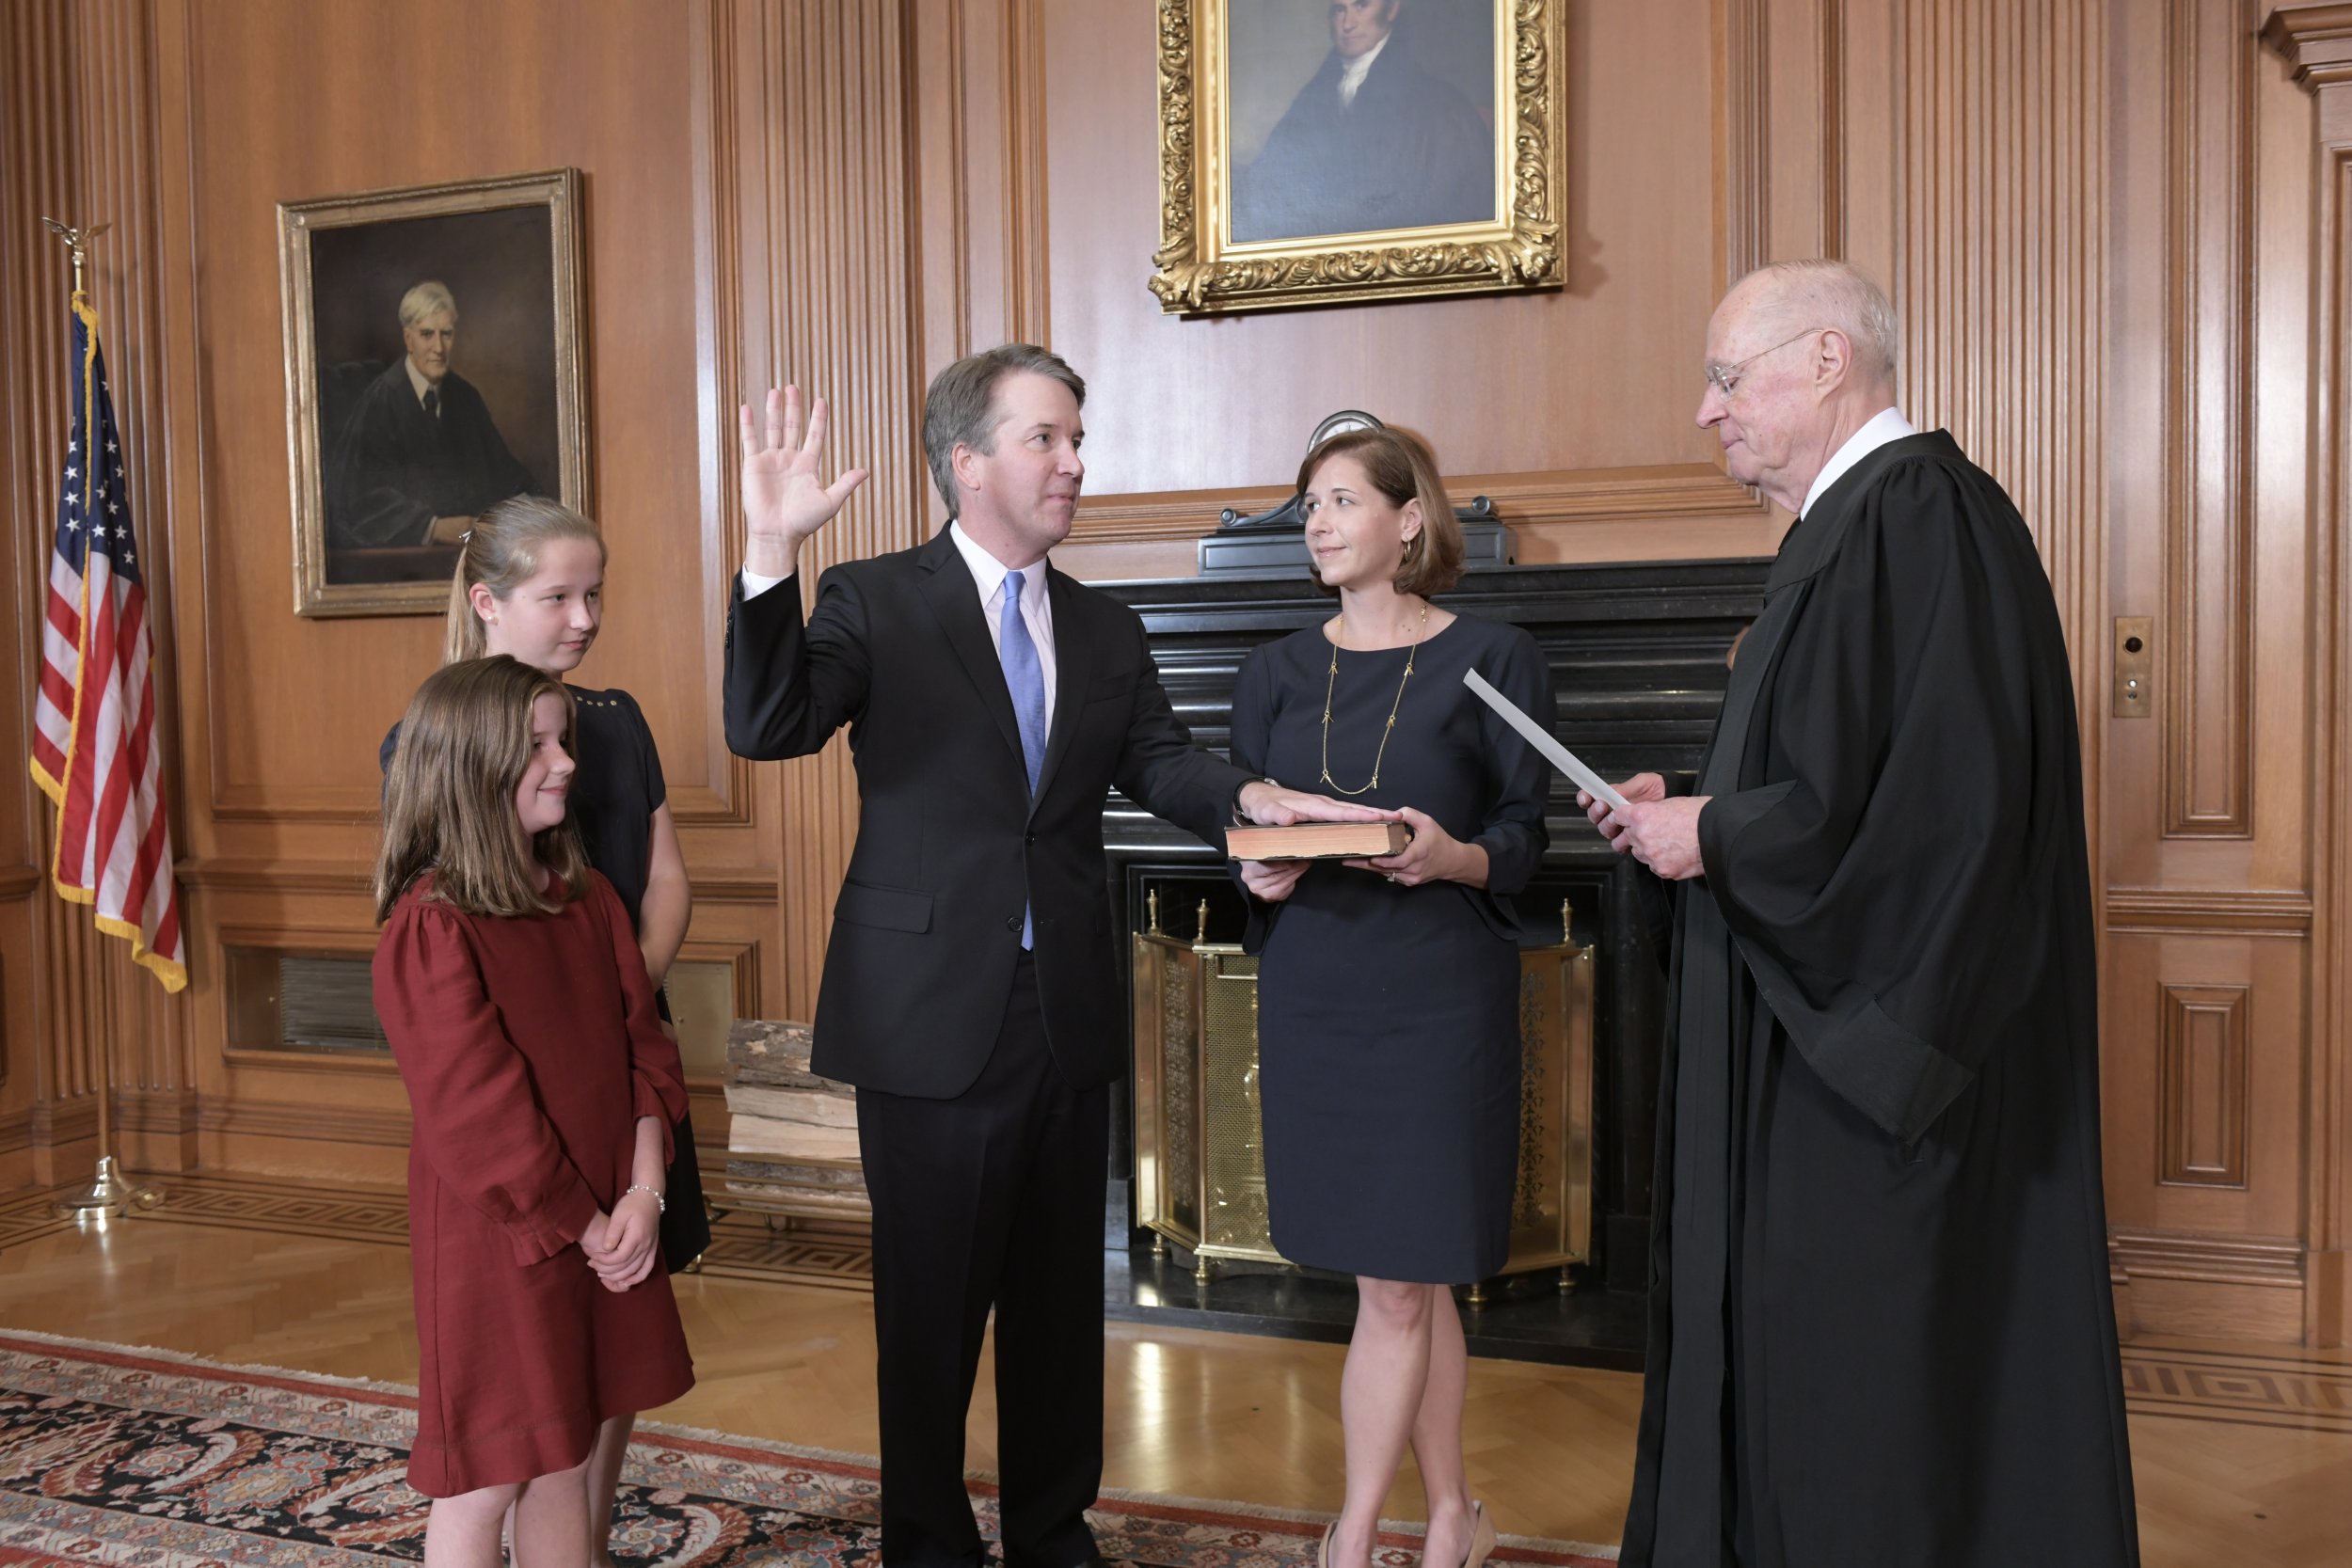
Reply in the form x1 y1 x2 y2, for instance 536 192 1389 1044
580 1185 664 1291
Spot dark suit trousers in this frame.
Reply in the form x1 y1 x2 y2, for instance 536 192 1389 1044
855 956 1108 1568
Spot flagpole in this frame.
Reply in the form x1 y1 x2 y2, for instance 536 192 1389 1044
39 218 159 1224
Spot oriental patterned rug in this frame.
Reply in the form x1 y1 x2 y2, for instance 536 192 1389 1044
0 1332 1618 1568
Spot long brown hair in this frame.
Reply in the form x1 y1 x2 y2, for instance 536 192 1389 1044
1296 426 1465 597
443 496 607 664
375 656 587 921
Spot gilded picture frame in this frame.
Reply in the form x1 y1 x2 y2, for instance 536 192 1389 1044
277 168 588 618
1150 0 1565 315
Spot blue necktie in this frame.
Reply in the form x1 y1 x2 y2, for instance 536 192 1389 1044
999 569 1049 948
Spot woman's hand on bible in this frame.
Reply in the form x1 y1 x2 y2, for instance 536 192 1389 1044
1239 858 1310 902
1581 772 1666 844
1604 796 1710 880
1345 806 1477 888
585 1190 662 1291
738 386 870 579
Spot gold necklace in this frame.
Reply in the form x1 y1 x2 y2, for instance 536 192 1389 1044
1320 601 1429 795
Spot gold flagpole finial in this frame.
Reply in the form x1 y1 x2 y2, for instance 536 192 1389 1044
40 218 110 297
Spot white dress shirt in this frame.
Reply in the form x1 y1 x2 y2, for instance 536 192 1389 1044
739 523 1058 711
1801 405 1916 518
405 358 439 410
1337 34 1390 107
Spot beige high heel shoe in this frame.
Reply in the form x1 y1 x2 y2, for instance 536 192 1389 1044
1317 1522 1336 1568
1460 1501 1497 1568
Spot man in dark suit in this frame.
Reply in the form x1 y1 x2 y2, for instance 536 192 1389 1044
723 347 1375 1568
1232 0 1494 244
325 279 535 550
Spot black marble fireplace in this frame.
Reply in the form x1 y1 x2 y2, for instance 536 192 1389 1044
1091 555 1768 1364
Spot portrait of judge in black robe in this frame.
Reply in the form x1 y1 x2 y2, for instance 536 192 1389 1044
1231 0 1496 245
324 279 537 562
1587 261 2140 1567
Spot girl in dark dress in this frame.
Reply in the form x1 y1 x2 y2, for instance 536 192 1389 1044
380 497 703 1566
373 657 692 1559
1232 429 1551 1568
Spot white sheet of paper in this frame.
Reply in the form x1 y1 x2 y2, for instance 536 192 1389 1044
1461 667 1629 812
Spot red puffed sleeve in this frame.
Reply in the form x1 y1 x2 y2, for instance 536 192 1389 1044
586 871 688 1161
373 894 601 1264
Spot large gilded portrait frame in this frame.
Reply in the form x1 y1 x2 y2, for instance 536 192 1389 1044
1150 0 1565 315
277 168 588 618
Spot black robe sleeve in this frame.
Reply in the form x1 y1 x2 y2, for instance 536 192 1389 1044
1696 460 2073 1143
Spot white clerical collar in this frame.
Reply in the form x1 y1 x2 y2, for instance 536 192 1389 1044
1801 406 1915 518
405 358 442 407
947 520 1047 613
1337 33 1391 106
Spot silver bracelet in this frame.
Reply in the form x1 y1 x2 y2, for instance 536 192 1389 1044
624 1182 666 1214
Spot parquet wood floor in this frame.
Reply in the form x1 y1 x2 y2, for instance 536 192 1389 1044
2 1178 2345 1565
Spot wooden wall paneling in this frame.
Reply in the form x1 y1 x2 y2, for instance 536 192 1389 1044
72 0 197 1173
1028 0 1754 578
0 0 199 1187
143 0 739 1180
2161 0 2257 840
719 0 929 1021
2263 1 2352 1347
1883 0 2107 722
2156 982 2251 1189
0 0 75 1186
2103 926 2312 1341
1718 0 1771 282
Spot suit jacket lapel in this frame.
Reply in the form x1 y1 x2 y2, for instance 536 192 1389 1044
1029 566 1090 809
915 531 1027 777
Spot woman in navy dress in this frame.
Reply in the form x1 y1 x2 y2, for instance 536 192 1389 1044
380 495 704 1568
1232 428 1551 1568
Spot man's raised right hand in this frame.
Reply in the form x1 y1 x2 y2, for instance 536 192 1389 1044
739 385 870 580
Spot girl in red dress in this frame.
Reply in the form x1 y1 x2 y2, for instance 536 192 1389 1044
373 656 694 1566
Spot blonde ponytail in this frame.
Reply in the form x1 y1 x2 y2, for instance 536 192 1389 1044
442 496 606 665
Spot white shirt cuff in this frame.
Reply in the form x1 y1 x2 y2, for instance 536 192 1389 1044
739 567 790 600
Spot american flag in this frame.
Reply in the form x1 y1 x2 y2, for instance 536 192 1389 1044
29 293 186 991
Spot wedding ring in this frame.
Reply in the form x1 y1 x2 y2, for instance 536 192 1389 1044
1385 872 1399 883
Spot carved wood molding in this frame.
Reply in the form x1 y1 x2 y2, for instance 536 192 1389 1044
2266 3 2352 1334
2264 4 2352 88
114 1084 199 1137
2160 0 2257 838
2157 982 2250 1189
2104 887 2314 935
722 0 929 1017
1891 0 2107 771
177 860 373 896
1001 0 1050 343
1071 466 1764 548
196 1094 410 1148
2108 1227 2306 1287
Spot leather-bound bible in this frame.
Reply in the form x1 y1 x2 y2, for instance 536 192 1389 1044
1226 821 1413 861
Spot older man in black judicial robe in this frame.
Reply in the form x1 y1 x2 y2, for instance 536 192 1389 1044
1590 261 2139 1567
1232 0 1492 244
326 290 536 551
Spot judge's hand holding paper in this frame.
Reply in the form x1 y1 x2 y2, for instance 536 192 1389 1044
1582 772 1708 880
1452 665 1710 880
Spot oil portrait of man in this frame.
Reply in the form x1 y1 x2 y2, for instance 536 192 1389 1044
326 280 537 556
1230 0 1497 245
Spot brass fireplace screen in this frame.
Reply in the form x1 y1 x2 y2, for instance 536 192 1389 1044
1132 894 1595 1291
